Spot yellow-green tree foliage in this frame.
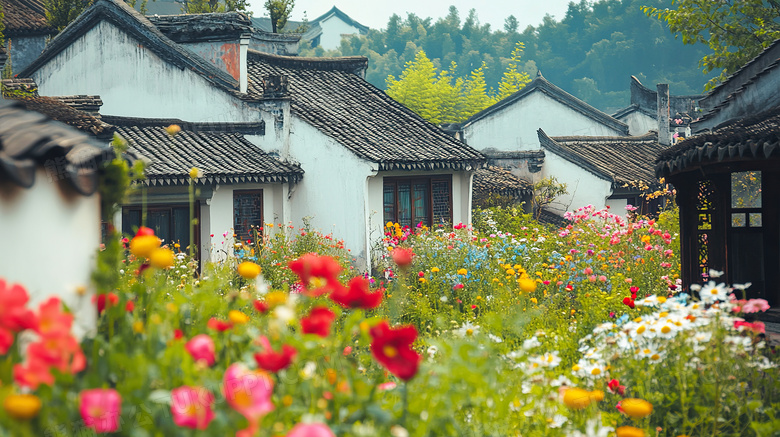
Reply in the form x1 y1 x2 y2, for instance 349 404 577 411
386 44 530 124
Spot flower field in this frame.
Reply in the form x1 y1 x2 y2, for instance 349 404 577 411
0 205 778 436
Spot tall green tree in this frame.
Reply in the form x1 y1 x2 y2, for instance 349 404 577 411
496 42 531 100
264 0 294 32
45 0 92 31
643 0 780 90
184 0 249 13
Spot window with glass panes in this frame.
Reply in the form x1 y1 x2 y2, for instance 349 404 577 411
383 176 452 228
122 205 196 249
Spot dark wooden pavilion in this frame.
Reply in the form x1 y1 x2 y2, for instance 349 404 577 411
655 107 780 305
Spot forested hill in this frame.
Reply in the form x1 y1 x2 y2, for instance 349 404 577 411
299 0 716 113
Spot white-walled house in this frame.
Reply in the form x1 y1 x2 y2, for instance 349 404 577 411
20 0 486 268
460 71 629 154
612 76 702 137
536 129 660 216
0 98 115 336
252 6 369 51
104 117 304 265
1 0 56 73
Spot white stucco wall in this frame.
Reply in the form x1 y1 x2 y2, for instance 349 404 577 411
287 118 375 268
541 150 614 216
318 16 361 51
605 197 628 213
463 91 626 152
0 169 99 337
619 111 656 136
30 21 257 122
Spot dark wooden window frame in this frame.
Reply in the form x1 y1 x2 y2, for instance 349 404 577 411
233 189 264 244
122 203 201 256
383 175 453 228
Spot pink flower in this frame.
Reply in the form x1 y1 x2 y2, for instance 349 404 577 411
171 386 215 430
377 381 397 390
742 299 770 313
80 389 121 433
287 423 336 437
453 283 464 290
599 275 607 282
186 334 215 366
583 267 593 275
734 321 765 334
223 363 275 436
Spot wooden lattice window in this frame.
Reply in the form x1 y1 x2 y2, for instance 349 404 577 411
696 180 718 278
234 190 263 244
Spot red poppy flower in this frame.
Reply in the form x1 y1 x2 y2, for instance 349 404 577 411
207 318 233 332
288 253 343 296
254 337 297 372
253 300 269 314
125 300 135 313
135 226 155 237
329 277 383 309
608 378 626 396
622 297 635 309
391 248 413 268
301 307 336 337
173 329 184 340
369 321 421 381
93 293 119 315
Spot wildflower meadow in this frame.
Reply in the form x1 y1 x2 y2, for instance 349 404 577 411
0 199 778 436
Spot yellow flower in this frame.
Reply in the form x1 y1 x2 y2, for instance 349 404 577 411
418 278 426 283
166 124 181 136
237 261 262 279
133 321 144 333
588 390 604 402
657 296 667 303
386 221 394 228
518 278 537 293
431 267 440 273
3 394 41 420
282 395 293 407
621 398 653 419
130 235 161 258
616 426 647 437
166 303 178 313
189 167 201 179
506 269 516 275
150 248 175 269
530 297 538 304
266 291 287 307
562 388 592 409
457 268 467 275
229 310 250 325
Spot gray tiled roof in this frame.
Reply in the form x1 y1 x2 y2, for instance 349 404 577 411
463 71 629 135
0 99 113 195
246 51 486 171
1 78 39 96
13 96 114 138
114 123 303 186
1 0 56 35
538 129 659 186
52 95 104 116
656 106 780 178
473 166 532 198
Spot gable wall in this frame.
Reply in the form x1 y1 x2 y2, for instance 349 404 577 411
541 150 613 216
463 91 625 152
287 117 376 269
31 20 253 122
619 110 656 136
317 16 360 50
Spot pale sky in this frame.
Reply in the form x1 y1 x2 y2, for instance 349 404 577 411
247 0 573 31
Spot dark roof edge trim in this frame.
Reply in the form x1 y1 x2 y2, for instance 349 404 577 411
143 172 303 186
102 115 265 135
247 49 368 74
377 159 487 172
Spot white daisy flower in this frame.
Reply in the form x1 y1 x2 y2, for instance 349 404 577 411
699 281 729 303
454 322 480 338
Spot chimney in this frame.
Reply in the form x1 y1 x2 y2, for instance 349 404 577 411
239 34 249 93
657 83 670 146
